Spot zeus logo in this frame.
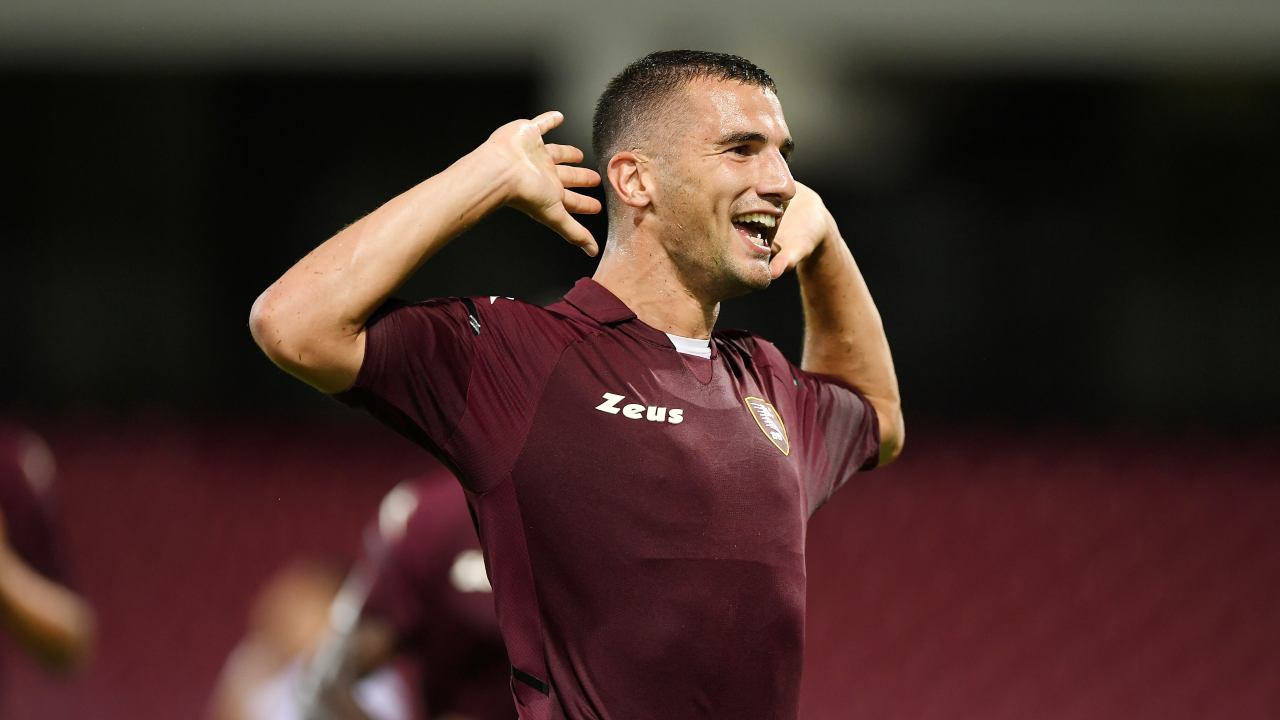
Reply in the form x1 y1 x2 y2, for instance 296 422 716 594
594 392 684 424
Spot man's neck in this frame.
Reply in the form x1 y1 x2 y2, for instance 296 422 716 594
592 241 719 340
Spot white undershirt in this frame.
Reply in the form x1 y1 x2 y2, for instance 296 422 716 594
665 332 712 359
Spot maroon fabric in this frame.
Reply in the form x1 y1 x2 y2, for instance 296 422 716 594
0 426 64 583
362 477 510 720
339 278 880 719
0 425 70 686
0 421 422 720
3 424 1278 720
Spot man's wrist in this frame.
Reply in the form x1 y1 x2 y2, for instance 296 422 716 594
460 142 521 209
796 214 841 275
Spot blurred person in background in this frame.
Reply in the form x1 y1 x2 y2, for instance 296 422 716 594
251 49 903 718
299 476 508 720
210 474 508 720
0 424 95 675
207 558 414 720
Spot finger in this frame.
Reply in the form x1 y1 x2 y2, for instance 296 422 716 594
769 247 795 279
531 110 565 135
540 203 599 256
545 143 585 165
562 189 603 215
556 165 601 189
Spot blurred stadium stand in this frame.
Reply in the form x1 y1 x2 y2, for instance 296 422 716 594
0 424 1275 718
3 68 1277 426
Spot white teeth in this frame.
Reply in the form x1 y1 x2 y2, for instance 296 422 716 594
732 212 777 228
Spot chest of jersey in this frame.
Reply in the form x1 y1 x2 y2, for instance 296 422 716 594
508 330 806 564
440 313 824 716
492 331 806 694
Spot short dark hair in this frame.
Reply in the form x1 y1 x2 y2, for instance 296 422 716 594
591 50 777 170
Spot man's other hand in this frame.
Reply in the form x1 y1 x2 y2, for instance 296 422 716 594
768 181 836 279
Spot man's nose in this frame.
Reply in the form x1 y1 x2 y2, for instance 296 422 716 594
758 150 796 204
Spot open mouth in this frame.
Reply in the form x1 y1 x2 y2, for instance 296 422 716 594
732 212 778 253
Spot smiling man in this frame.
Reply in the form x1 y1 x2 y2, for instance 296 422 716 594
251 50 903 720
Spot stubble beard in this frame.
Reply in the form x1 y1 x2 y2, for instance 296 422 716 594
659 172 772 302
673 227 772 305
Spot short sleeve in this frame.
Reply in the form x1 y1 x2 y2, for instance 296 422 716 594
790 365 881 509
335 298 475 457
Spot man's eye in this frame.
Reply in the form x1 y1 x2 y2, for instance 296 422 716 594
729 145 751 156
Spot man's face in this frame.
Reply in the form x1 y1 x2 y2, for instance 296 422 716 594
648 78 797 300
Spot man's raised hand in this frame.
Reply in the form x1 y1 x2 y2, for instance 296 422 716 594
768 181 837 279
486 110 602 256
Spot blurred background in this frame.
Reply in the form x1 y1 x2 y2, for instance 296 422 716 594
2 0 1278 718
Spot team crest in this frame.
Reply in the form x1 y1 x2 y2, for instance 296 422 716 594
744 396 790 456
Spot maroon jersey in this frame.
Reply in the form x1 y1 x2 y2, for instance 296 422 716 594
363 478 510 720
0 425 69 681
340 278 879 720
0 427 62 582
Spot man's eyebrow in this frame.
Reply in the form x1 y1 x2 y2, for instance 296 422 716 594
717 131 796 158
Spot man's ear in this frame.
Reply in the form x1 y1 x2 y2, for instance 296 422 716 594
606 151 652 209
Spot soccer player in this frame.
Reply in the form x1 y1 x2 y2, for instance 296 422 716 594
0 424 94 675
207 558 414 720
251 50 904 719
211 476 508 720
299 477 509 720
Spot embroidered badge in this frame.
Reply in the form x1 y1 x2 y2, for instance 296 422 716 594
744 396 790 456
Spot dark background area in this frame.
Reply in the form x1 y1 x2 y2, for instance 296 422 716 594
4 66 1277 427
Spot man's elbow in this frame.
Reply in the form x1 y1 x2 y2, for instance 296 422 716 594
250 290 312 373
249 290 295 366
875 404 905 467
248 290 361 394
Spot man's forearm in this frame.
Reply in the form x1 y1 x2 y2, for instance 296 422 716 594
0 546 95 672
796 223 904 465
250 146 513 392
300 618 395 720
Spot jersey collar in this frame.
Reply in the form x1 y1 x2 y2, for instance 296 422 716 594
561 277 637 325
559 277 718 361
